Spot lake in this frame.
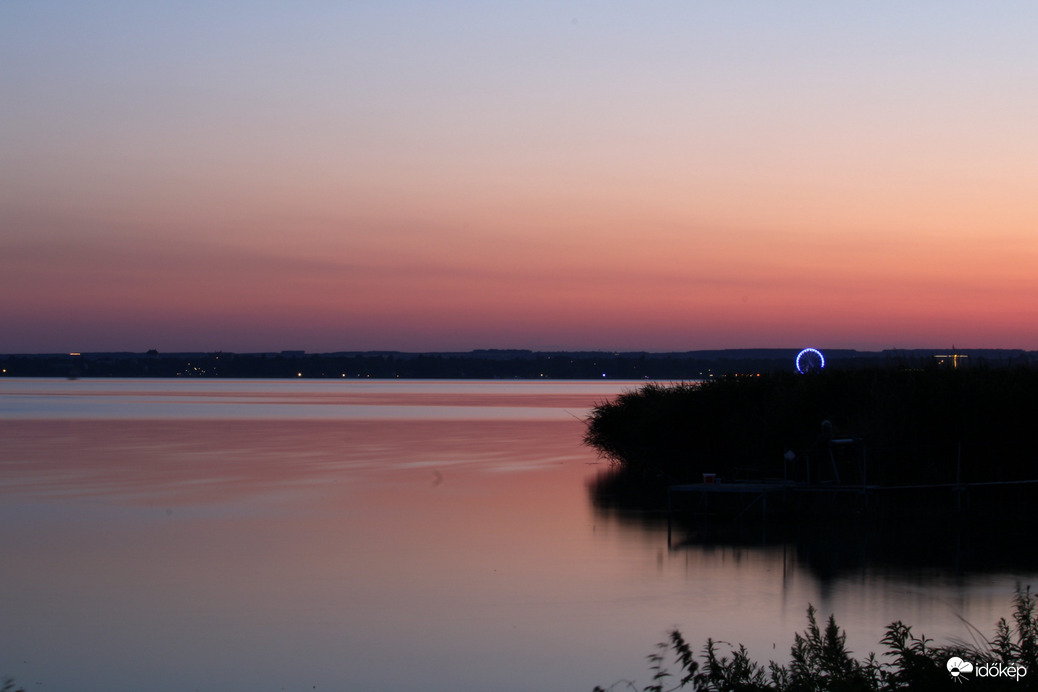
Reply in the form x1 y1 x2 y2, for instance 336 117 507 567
1 378 1035 691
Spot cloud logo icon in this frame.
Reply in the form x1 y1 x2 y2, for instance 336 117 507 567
947 657 974 678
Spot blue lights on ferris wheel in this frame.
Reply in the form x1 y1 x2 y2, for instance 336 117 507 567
795 348 825 374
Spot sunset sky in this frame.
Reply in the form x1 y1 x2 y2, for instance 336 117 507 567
3 2 1037 353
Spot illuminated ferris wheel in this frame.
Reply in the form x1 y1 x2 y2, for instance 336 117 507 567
795 348 825 374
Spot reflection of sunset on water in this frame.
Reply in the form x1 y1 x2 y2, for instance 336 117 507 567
0 418 591 506
1 381 1033 692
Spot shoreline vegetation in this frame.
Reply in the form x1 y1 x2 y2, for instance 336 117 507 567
8 591 1035 692
595 588 1038 691
584 363 1038 530
7 593 1035 692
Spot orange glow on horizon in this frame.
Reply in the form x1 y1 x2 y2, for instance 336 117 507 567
3 4 1038 352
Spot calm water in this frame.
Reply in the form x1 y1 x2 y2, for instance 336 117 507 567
1 378 1035 691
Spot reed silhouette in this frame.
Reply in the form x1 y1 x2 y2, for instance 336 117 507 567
596 587 1038 691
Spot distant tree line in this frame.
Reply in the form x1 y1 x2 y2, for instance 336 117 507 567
3 348 1035 379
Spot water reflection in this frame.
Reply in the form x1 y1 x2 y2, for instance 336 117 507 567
590 467 1038 583
0 418 589 505
1 380 1035 692
0 377 632 420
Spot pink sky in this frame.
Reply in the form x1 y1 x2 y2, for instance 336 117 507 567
3 3 1037 353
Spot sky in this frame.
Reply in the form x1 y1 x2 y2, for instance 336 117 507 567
3 1 1037 354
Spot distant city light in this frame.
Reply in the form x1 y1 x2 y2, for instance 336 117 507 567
934 353 968 368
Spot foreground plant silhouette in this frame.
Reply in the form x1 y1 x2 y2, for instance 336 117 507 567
595 588 1038 691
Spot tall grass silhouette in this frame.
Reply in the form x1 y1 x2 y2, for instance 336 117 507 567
595 587 1038 691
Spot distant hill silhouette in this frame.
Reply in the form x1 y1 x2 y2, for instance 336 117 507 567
2 348 1035 378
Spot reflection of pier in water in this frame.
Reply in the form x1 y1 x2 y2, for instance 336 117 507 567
668 477 1038 523
665 477 1038 579
669 433 1038 529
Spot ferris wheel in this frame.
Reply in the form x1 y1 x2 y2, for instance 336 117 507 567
795 348 825 374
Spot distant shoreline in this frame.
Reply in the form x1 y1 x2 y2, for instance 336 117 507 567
3 348 1036 379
